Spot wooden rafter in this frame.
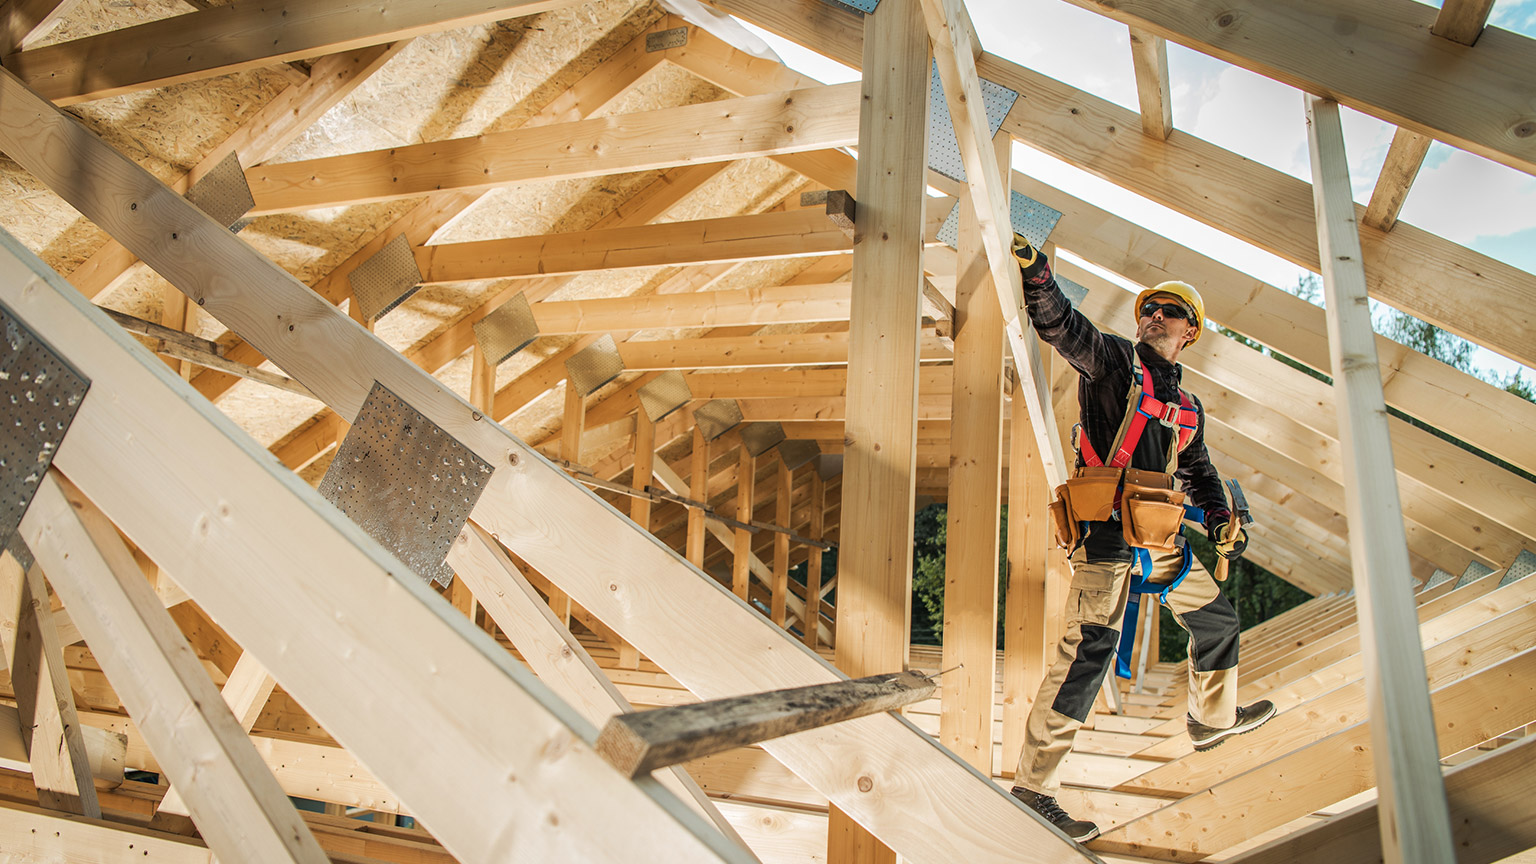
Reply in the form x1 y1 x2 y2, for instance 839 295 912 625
1361 127 1433 232
1127 27 1172 139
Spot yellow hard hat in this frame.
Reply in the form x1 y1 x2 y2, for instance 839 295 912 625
1135 280 1206 344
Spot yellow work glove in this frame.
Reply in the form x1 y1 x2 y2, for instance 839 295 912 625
1011 232 1050 282
1206 516 1248 560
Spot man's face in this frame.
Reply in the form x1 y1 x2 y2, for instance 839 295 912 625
1136 293 1198 354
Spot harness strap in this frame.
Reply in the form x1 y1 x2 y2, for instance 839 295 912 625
1115 545 1196 679
1081 351 1199 472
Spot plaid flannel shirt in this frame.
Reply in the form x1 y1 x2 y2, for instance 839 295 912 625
1021 259 1229 524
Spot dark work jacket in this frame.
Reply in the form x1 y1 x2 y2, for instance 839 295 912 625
1020 260 1229 561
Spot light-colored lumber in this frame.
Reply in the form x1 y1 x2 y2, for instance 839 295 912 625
804 471 827 650
23 474 329 864
3 0 568 105
771 457 792 627
1127 27 1172 139
734 447 756 600
1362 128 1432 232
0 0 76 53
245 83 859 214
157 651 278 818
688 427 710 566
0 798 214 863
939 130 1007 774
1431 0 1499 45
1305 94 1452 862
0 57 1093 864
531 283 852 335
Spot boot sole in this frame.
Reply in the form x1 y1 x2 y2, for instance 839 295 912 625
1190 704 1277 752
1074 827 1102 843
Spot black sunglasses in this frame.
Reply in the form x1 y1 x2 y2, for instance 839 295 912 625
1140 300 1192 321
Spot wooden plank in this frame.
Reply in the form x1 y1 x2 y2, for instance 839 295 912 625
0 798 214 863
0 61 1089 864
1127 27 1172 139
0 0 77 53
2 0 568 105
1361 127 1432 232
733 447 756 600
157 651 278 818
688 427 710 567
1305 95 1452 863
771 457 791 626
920 0 1067 489
23 474 329 864
938 129 1007 775
527 281 852 335
596 671 934 778
1431 0 1498 45
804 471 826 650
244 83 860 214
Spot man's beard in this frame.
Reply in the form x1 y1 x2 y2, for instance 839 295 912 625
1138 325 1180 357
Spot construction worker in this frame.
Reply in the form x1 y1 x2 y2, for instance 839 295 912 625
1005 236 1274 843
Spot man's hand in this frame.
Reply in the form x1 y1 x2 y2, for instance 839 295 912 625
1012 232 1051 283
1206 516 1248 560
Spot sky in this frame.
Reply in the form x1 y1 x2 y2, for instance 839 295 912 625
728 0 1536 382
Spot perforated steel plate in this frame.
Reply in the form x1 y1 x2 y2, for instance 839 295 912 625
567 334 625 396
938 191 1062 251
694 399 742 441
185 151 255 231
1455 560 1495 588
474 292 539 366
1423 569 1455 590
638 371 691 423
4 533 33 574
646 26 688 51
350 235 423 323
927 62 1019 184
741 421 786 457
1501 549 1536 586
778 439 821 471
817 453 843 479
319 382 494 587
0 300 90 552
1056 276 1089 307
819 0 879 11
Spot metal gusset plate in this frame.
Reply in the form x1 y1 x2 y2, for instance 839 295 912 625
185 151 255 232
694 399 742 441
1423 568 1456 590
567 334 625 397
816 453 843 479
778 439 821 471
740 421 786 458
473 292 540 367
0 300 90 552
938 191 1063 251
646 26 688 51
927 61 1019 185
1454 560 1495 588
350 235 423 323
1501 550 1536 586
4 533 34 574
638 371 691 423
818 0 879 12
1056 275 1089 307
319 382 494 587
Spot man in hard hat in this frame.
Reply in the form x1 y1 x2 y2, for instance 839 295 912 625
1005 237 1274 843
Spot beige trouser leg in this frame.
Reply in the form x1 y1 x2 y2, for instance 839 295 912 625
1015 542 1242 793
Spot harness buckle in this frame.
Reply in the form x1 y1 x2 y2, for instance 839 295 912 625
1158 402 1181 427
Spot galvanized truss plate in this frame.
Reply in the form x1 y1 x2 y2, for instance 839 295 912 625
694 399 742 441
185 151 255 232
818 0 879 11
566 334 625 397
927 61 1019 185
5 533 34 574
1454 559 1496 588
318 382 494 588
350 234 423 323
778 439 821 471
1423 568 1456 590
937 192 1063 252
1056 275 1089 307
816 453 843 480
474 292 540 367
1500 549 1536 586
638 370 691 423
0 300 90 552
646 26 688 51
740 421 786 458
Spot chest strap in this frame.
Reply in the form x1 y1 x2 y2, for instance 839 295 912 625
1080 352 1199 472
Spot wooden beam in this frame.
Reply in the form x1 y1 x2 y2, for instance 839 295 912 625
804 472 826 650
1127 27 1172 139
530 282 852 335
23 474 329 864
0 61 1090 864
2 0 569 105
688 427 709 567
920 0 1067 489
157 650 278 818
0 799 215 863
732 447 756 600
0 0 76 53
1431 0 1498 46
938 129 1007 775
771 457 792 626
244 83 860 214
1362 127 1432 232
1305 94 1452 863
616 331 952 371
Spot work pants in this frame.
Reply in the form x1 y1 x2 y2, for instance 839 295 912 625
1014 527 1240 794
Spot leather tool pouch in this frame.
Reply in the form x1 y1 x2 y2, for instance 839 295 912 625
1121 470 1187 551
1048 467 1123 550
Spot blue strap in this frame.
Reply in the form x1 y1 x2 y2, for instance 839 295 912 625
1115 543 1195 679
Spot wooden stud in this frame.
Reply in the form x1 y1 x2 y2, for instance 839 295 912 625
158 652 278 818
1362 128 1432 232
804 472 826 650
1431 0 1498 46
1001 362 1053 779
688 427 709 567
772 456 792 626
732 447 756 600
1128 27 1172 139
1305 94 1453 864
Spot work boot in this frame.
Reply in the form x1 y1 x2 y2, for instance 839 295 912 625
1009 786 1100 843
1187 699 1276 751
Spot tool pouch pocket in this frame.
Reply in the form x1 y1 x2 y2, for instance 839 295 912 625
1062 466 1122 522
1047 494 1078 551
1121 471 1186 551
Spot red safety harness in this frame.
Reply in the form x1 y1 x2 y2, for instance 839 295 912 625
1080 353 1199 472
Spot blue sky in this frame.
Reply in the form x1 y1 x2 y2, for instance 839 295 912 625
734 1 1536 380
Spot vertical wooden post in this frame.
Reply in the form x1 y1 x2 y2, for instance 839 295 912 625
829 0 929 858
1002 365 1053 779
732 447 756 600
772 456 792 627
452 346 498 624
561 380 586 467
687 426 708 567
632 410 657 532
805 471 826 650
1305 94 1454 864
940 128 1008 774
